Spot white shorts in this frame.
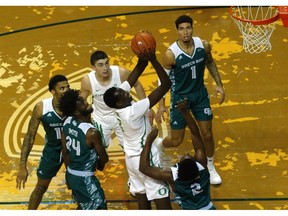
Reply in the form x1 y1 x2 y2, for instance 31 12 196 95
125 138 169 201
91 115 124 148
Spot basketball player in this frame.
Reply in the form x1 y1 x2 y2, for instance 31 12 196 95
16 75 70 209
59 89 108 210
80 50 153 150
140 98 216 210
155 15 225 185
103 51 172 209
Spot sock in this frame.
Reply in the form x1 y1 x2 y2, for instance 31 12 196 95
207 156 214 166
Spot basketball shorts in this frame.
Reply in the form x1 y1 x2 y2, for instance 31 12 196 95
125 138 170 201
91 115 124 149
66 171 107 210
37 145 63 179
170 86 213 130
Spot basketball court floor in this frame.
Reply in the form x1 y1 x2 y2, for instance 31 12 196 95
0 6 288 210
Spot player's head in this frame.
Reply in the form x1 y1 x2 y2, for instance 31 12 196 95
178 154 199 182
175 15 193 29
103 87 132 109
90 50 109 66
48 74 68 92
59 89 93 117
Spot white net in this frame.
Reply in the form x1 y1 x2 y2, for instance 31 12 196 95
230 6 279 54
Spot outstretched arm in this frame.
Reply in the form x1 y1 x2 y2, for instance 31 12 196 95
16 102 42 190
126 57 148 89
147 54 172 108
139 126 173 184
155 49 174 123
176 99 207 167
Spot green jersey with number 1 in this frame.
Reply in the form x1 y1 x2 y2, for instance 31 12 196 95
169 37 206 95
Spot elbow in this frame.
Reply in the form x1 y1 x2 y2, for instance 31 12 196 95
104 155 109 163
139 162 146 174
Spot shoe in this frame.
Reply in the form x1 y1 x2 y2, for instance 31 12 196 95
207 164 222 185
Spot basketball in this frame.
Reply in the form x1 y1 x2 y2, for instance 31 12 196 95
131 31 156 57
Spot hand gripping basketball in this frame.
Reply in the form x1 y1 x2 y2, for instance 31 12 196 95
131 30 156 57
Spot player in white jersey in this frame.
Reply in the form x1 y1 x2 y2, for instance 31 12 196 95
103 51 172 209
81 50 152 149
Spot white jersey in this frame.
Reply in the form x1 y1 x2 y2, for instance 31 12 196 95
116 81 151 157
88 65 122 121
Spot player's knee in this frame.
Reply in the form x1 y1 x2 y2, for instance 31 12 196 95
201 129 213 142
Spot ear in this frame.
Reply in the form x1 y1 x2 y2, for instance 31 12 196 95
50 89 56 96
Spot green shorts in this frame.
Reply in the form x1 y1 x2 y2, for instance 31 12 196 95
170 86 213 130
66 172 107 210
37 145 63 179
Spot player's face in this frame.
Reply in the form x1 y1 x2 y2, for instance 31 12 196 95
177 22 193 43
53 81 70 101
93 58 110 78
76 96 93 116
115 88 132 108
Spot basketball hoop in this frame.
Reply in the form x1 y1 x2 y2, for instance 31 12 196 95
230 6 280 54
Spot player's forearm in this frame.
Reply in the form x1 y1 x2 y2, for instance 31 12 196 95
182 113 205 152
127 59 148 88
19 135 34 167
207 61 223 87
134 81 146 99
151 59 172 92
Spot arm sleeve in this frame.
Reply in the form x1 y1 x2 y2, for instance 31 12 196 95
120 81 132 91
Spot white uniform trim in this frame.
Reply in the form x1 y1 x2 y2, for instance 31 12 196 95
67 167 94 177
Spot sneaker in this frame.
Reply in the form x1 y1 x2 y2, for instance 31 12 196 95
207 164 222 185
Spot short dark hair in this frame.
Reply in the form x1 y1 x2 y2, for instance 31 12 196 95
90 50 108 66
178 158 199 182
175 15 193 29
48 74 68 92
59 89 80 116
103 87 118 108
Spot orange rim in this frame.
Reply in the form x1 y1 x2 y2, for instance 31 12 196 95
230 6 280 25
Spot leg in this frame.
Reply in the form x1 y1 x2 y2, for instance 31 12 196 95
162 128 185 148
28 178 51 209
135 193 151 209
154 197 172 210
197 120 222 185
197 120 214 157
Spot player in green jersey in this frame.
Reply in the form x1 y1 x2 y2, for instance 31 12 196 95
59 89 108 210
140 98 215 210
156 15 225 185
16 75 70 209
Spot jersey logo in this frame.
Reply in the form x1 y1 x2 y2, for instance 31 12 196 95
179 55 183 60
173 121 178 125
47 113 52 117
72 120 77 126
204 108 212 115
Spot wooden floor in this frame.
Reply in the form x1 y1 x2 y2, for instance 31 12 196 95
0 6 288 211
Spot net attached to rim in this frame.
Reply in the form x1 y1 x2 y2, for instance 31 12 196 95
230 6 280 54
